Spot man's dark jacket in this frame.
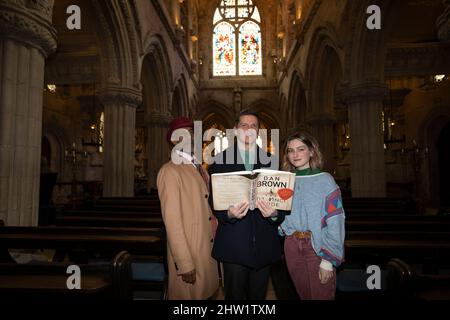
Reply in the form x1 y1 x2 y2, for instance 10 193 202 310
208 145 285 269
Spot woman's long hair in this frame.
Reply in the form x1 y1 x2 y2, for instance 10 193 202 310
281 131 323 172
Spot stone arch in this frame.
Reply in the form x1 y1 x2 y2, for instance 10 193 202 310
305 25 343 113
196 101 233 161
246 99 282 155
140 35 174 189
195 100 233 129
172 73 190 118
171 85 184 118
438 122 450 207
42 126 68 181
91 0 142 90
287 69 307 132
141 35 174 116
42 120 71 181
246 99 281 130
417 105 450 206
337 0 402 197
304 25 344 172
340 0 401 82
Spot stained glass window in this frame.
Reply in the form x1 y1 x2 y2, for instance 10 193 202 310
213 0 262 76
213 22 236 76
239 21 261 75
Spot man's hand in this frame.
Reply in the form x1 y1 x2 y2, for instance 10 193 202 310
256 200 277 218
227 201 249 219
181 269 196 284
318 267 333 284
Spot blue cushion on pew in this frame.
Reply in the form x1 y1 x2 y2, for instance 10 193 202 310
337 269 388 292
131 262 166 282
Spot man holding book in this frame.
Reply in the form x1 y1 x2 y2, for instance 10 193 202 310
208 109 285 300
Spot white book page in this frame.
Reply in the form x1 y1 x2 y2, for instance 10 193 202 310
211 175 251 210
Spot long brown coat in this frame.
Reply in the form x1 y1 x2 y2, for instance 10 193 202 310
157 158 219 300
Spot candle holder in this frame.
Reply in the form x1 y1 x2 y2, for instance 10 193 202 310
64 142 88 208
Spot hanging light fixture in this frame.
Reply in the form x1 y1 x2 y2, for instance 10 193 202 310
46 84 57 93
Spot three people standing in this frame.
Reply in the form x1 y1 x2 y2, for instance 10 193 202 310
157 114 345 300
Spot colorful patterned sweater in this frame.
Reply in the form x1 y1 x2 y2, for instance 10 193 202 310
280 170 345 269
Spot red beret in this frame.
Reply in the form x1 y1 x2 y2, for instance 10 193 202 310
166 117 194 144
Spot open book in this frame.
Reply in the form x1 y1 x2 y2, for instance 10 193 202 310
211 169 296 211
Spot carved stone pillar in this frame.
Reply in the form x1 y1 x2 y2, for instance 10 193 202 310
0 0 57 226
99 87 142 197
438 0 450 41
146 112 172 190
308 113 336 173
340 80 388 197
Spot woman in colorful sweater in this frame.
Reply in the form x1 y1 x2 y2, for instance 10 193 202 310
279 131 345 300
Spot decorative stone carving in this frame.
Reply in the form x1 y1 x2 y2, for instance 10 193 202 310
437 0 450 41
45 55 100 84
307 112 336 125
385 43 450 76
0 0 56 57
26 0 54 18
233 87 242 114
147 112 173 126
338 80 388 105
98 87 143 108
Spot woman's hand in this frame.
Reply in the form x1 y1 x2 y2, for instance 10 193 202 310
318 267 334 284
256 200 277 218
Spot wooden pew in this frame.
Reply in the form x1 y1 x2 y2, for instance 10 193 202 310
346 217 450 232
345 214 445 221
342 197 417 215
95 197 160 207
90 205 161 212
344 231 450 268
0 225 168 299
55 215 164 228
387 258 450 300
0 226 165 262
0 251 132 301
56 195 164 228
62 209 161 218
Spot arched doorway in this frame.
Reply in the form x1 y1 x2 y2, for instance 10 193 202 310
41 136 52 172
287 72 307 133
141 39 173 189
438 122 450 206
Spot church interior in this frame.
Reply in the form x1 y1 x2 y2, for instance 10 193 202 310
1 0 450 301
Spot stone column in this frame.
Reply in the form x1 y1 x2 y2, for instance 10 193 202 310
308 113 336 173
0 0 56 226
437 0 450 41
99 87 142 197
340 80 388 197
146 112 172 190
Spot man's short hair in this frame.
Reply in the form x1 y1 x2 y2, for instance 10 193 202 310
235 109 260 127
